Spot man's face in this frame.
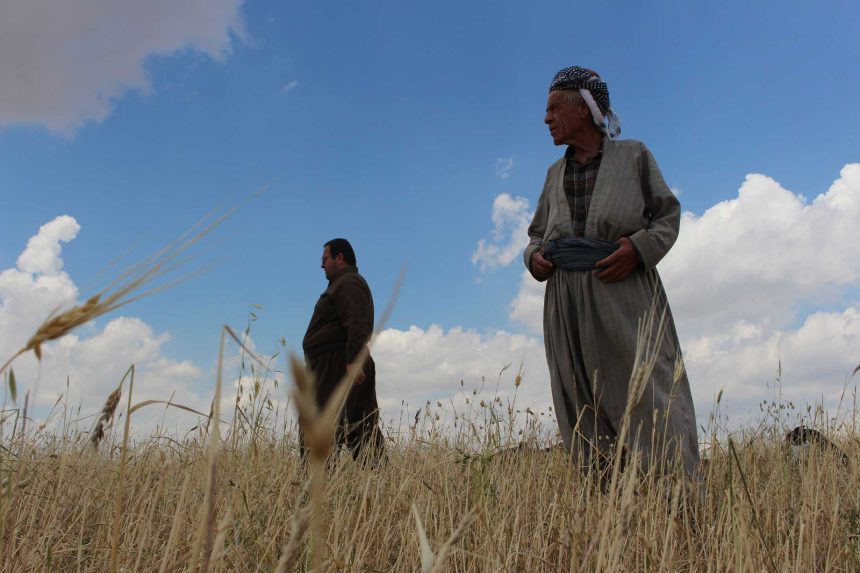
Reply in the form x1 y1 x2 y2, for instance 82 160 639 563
320 246 341 280
544 90 586 146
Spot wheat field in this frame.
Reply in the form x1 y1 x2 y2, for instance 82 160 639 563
1 222 858 572
1 360 859 572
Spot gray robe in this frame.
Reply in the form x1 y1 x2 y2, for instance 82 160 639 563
524 138 698 475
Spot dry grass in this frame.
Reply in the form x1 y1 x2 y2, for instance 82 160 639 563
2 313 859 571
2 219 858 570
2 366 860 572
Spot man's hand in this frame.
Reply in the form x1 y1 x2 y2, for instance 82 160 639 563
347 362 366 385
530 249 555 280
595 237 640 282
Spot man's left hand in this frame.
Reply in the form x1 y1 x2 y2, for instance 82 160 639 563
595 237 640 282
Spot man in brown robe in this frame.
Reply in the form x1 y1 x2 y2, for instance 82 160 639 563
302 238 384 461
525 67 698 476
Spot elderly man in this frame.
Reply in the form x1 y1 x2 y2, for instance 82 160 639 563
525 66 698 475
302 238 384 461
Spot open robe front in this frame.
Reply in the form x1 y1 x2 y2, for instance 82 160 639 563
524 138 699 475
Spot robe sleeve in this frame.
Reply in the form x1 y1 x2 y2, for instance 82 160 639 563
523 167 553 281
332 276 373 364
627 143 681 269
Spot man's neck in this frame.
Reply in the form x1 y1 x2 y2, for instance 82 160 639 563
566 129 604 163
327 264 357 284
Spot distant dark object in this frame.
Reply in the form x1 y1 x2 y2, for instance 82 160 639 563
785 426 849 464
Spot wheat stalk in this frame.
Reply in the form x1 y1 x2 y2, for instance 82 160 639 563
411 504 479 573
433 506 480 573
273 505 313 573
412 505 436 572
207 508 234 566
189 326 227 573
90 384 123 449
109 365 135 573
158 474 193 573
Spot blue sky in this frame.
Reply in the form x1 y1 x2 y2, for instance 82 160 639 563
1 1 859 430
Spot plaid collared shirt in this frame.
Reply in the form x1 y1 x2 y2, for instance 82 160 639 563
563 144 603 237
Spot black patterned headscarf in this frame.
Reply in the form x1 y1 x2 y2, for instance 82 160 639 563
549 66 621 139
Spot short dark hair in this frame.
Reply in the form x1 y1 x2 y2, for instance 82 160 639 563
324 238 357 265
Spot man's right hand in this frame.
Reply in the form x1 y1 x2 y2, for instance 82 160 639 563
531 249 555 281
347 362 366 385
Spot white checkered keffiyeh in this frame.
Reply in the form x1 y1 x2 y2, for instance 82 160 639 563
550 66 621 139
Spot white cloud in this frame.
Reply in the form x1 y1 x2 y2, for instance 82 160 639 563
661 164 860 420
682 306 860 425
36 317 203 418
281 80 299 93
372 325 550 423
508 270 544 335
495 157 514 180
0 216 80 343
0 216 206 434
471 193 532 272
0 0 246 134
16 215 80 275
503 163 860 423
661 164 860 338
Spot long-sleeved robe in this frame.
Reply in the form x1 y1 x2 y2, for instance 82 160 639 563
524 138 698 475
302 265 383 460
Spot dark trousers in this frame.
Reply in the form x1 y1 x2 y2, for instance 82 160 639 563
302 350 384 463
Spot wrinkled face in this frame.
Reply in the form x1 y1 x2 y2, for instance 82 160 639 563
320 246 341 280
544 90 587 146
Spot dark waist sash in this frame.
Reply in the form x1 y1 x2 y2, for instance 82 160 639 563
303 340 346 361
543 238 619 271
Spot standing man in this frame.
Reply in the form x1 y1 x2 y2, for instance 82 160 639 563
525 66 698 475
302 238 384 461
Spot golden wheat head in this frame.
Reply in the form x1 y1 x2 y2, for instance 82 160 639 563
90 385 122 448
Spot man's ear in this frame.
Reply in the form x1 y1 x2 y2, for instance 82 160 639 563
578 101 591 117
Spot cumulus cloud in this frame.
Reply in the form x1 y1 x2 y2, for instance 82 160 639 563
508 271 544 335
662 164 860 338
0 216 80 342
504 163 860 423
36 317 203 420
661 164 860 419
471 193 533 272
495 157 514 180
679 305 860 432
372 324 550 422
0 216 206 433
0 0 246 134
16 215 80 275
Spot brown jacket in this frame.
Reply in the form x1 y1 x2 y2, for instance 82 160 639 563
302 266 374 363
